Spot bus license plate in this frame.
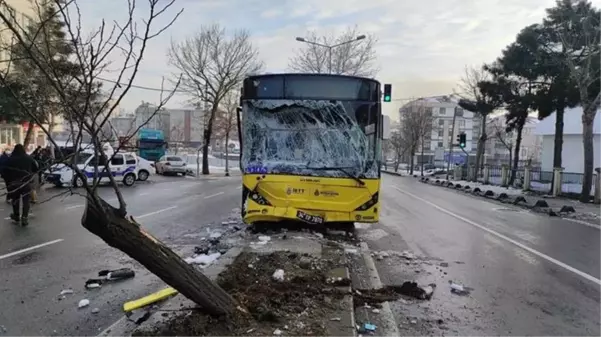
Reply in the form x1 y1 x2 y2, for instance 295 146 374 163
296 210 324 224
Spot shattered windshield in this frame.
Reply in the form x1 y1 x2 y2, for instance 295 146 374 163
241 99 379 179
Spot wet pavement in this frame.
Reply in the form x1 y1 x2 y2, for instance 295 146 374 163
0 174 242 336
355 174 600 336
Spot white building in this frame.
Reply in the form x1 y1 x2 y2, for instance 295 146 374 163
399 95 476 166
535 106 601 173
134 102 170 137
166 108 205 146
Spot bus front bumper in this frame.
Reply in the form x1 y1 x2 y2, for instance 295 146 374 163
243 204 379 225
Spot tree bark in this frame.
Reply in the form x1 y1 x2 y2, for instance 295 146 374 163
550 105 565 194
580 110 595 202
409 150 415 175
224 131 230 177
81 194 237 315
509 125 523 186
23 119 35 148
202 106 218 175
473 115 487 181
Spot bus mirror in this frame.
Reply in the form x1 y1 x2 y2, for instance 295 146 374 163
381 115 391 140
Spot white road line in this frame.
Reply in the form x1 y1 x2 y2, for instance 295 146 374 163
204 191 224 199
394 186 601 286
65 204 85 210
562 217 601 230
135 206 178 219
0 239 64 261
137 192 151 196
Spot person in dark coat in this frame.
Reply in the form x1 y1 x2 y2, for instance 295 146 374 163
0 150 10 203
1 144 38 225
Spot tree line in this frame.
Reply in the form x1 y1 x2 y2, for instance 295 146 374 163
387 0 599 203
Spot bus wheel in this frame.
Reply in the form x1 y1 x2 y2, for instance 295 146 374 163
73 176 84 188
123 173 136 186
138 170 149 181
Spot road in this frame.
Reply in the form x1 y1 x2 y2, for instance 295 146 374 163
355 174 600 336
0 174 242 336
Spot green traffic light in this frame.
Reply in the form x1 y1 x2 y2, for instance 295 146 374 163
384 95 391 102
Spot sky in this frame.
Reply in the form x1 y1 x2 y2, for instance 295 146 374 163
75 0 601 120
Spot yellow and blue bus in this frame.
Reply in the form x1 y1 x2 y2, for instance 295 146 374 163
237 73 391 227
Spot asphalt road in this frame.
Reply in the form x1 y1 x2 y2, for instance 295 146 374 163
356 174 600 336
0 174 242 336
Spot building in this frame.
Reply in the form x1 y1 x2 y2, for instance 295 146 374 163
484 115 542 167
134 102 170 138
0 1 48 151
167 107 205 147
399 95 476 167
535 106 601 173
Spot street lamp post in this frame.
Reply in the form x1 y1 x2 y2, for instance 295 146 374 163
295 35 366 74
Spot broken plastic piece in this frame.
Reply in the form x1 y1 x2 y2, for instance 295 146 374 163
449 280 472 295
78 299 90 308
363 323 377 331
59 289 74 295
123 287 178 312
272 269 285 282
85 279 104 289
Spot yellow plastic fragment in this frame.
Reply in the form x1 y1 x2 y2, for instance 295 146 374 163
122 287 178 312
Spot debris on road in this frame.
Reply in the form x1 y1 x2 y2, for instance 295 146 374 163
78 299 90 308
272 269 285 281
84 268 136 289
361 323 377 332
123 287 178 312
399 281 436 300
372 308 380 314
59 289 74 296
91 308 100 314
185 252 221 267
85 280 102 289
273 328 283 335
449 280 472 296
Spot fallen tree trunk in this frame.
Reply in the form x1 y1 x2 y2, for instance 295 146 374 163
82 194 237 315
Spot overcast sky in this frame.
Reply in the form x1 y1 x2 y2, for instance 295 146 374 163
76 0 600 120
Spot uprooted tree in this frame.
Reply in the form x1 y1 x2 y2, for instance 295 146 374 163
168 24 263 175
0 0 239 315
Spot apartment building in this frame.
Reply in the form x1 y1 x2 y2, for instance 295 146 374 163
167 108 205 147
399 95 476 167
0 0 48 151
134 102 170 138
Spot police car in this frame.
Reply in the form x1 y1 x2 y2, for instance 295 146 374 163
45 144 141 188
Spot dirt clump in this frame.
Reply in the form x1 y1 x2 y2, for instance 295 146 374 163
140 251 344 336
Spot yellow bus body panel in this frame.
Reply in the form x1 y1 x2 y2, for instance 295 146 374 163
241 174 381 224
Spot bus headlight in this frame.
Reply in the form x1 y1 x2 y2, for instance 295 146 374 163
354 192 379 211
250 191 272 206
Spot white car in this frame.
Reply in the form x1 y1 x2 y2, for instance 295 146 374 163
155 155 187 176
136 155 155 181
45 150 141 187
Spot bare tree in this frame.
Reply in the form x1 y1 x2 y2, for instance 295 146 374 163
168 24 263 175
214 89 238 176
456 65 504 180
389 124 408 172
553 5 600 201
399 99 433 175
289 26 379 77
0 0 238 315
487 117 514 168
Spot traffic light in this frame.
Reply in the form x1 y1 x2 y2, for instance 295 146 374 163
383 84 392 102
456 133 466 148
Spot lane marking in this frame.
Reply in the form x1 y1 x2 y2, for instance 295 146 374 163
0 239 64 261
204 191 224 199
562 217 601 230
65 204 85 210
135 206 178 219
137 192 151 196
393 186 601 286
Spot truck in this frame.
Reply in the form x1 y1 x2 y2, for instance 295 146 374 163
137 128 166 162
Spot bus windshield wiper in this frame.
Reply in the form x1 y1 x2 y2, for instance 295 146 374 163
306 166 365 186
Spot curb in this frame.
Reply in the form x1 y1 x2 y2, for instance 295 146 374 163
357 242 399 336
416 176 593 221
98 247 244 337
382 170 403 177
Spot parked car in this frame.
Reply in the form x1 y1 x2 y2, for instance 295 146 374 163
135 155 155 181
155 155 187 176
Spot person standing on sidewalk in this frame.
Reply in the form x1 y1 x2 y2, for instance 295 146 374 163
0 150 10 203
1 144 38 226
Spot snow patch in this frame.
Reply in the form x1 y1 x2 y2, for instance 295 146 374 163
185 252 222 267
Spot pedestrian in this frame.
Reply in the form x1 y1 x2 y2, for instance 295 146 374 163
1 144 39 226
0 150 10 203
